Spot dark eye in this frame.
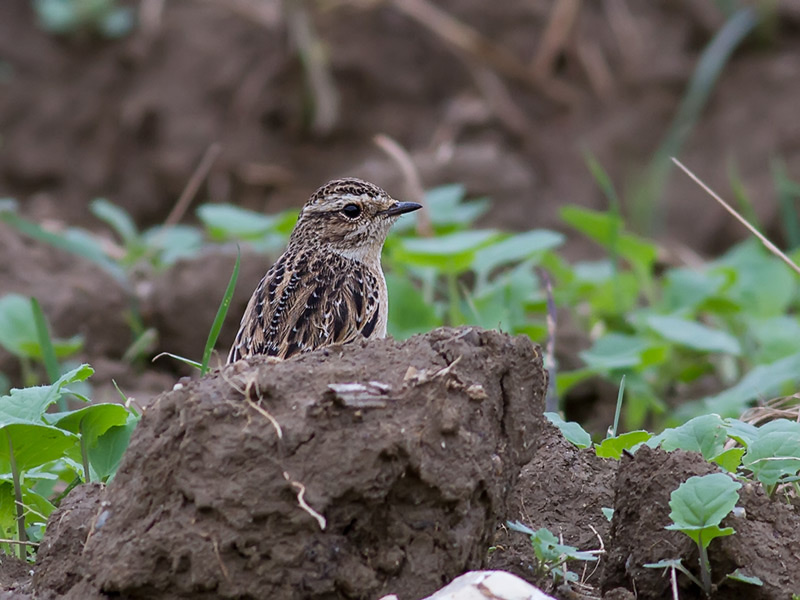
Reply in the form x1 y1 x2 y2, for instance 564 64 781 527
341 203 361 219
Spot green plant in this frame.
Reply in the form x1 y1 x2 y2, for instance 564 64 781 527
0 294 83 387
506 521 598 583
33 0 135 38
0 365 138 558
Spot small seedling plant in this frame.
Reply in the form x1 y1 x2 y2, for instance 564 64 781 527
507 521 599 584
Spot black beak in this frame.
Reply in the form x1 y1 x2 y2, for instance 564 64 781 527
382 201 422 217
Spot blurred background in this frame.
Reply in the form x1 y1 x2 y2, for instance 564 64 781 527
1 0 800 432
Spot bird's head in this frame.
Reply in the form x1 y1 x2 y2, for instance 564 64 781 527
290 178 422 263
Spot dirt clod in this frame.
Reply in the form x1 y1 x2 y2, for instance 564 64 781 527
34 327 546 600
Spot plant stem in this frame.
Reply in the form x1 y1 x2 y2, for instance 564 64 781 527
6 431 27 559
79 419 91 483
697 535 712 596
446 272 461 325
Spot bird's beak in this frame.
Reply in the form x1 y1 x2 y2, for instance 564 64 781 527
381 201 423 217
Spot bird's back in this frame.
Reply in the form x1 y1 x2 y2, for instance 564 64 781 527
227 248 386 363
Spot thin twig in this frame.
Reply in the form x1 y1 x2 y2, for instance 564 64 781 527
0 538 39 547
164 143 222 227
672 157 800 277
532 0 581 77
387 0 579 106
373 134 433 237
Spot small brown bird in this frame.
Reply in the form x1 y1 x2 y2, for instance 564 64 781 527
227 178 422 363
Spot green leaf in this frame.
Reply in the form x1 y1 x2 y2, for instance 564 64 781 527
678 350 800 419
0 294 83 360
723 418 759 448
142 225 204 266
560 206 657 274
395 230 498 273
471 263 537 331
91 198 139 244
202 251 240 374
665 473 741 549
88 412 138 481
747 315 800 363
713 240 796 317
645 315 741 355
661 268 726 311
0 424 78 472
472 230 564 276
601 507 614 521
726 569 763 586
742 432 800 489
648 414 727 460
197 204 279 241
545 413 592 449
394 185 490 234
710 448 745 473
386 273 442 339
595 431 652 459
0 364 93 424
45 403 130 445
579 334 652 370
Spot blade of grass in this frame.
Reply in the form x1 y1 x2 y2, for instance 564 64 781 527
152 352 202 370
584 150 622 307
30 299 60 384
611 374 626 438
673 157 800 277
632 8 758 232
201 249 241 375
5 431 26 558
726 157 761 229
771 157 800 250
0 204 126 283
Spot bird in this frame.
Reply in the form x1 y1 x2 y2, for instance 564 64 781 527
227 178 422 363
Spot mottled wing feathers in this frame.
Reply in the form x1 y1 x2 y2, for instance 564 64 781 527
227 251 382 363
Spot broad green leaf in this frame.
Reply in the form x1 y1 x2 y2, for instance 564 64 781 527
45 403 130 446
742 432 800 489
595 431 652 459
544 413 592 449
555 368 597 397
91 198 138 244
560 206 657 273
726 569 763 586
0 294 83 359
682 350 800 418
710 448 745 473
88 413 139 481
601 507 614 521
395 230 498 273
713 240 796 317
645 315 741 355
648 414 727 460
141 225 204 266
723 419 759 448
393 185 490 233
661 268 726 311
666 473 741 549
0 364 93 425
386 273 441 339
197 204 279 241
579 334 651 370
472 230 564 276
0 424 78 472
747 315 800 363
471 263 537 330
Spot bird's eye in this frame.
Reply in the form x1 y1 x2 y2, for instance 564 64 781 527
341 203 361 219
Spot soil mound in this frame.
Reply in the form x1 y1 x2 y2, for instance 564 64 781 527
34 327 546 600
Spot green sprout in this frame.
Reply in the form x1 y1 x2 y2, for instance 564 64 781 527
507 521 598 583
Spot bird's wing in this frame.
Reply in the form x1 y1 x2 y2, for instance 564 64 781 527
228 252 381 362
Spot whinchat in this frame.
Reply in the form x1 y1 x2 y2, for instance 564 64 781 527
227 178 422 363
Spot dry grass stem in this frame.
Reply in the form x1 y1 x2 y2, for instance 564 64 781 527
672 157 800 277
373 134 433 236
532 0 581 77
164 142 223 227
387 0 579 106
0 538 39 547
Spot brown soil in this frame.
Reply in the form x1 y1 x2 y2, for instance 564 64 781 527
2 2 800 599
34 327 547 599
